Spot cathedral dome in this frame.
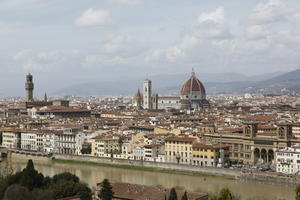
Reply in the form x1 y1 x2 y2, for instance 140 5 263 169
180 71 206 98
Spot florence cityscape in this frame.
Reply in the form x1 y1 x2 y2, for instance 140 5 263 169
1 0 300 200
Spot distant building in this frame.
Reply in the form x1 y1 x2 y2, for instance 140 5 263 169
132 89 143 109
143 79 152 110
276 146 300 174
180 70 209 110
165 136 196 164
134 71 209 111
25 73 34 102
192 143 229 167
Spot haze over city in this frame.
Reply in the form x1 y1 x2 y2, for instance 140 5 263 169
0 0 300 96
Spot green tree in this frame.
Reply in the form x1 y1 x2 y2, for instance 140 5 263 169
296 184 300 200
20 160 44 191
181 191 188 200
211 188 234 200
50 180 91 200
219 188 233 200
3 184 32 200
31 188 54 200
99 179 114 200
52 172 79 184
168 188 178 200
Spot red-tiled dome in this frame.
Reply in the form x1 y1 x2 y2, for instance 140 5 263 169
180 72 206 96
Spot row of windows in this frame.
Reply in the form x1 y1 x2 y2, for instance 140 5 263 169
193 155 214 159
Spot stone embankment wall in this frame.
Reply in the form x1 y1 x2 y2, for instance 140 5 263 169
240 171 300 185
53 154 240 178
12 152 51 164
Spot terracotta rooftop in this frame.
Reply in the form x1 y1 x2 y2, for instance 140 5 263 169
165 136 196 143
99 182 209 200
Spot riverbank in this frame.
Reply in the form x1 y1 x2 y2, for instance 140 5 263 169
52 154 240 179
52 158 233 179
8 152 300 186
3 153 295 200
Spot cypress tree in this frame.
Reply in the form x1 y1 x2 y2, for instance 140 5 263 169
20 159 44 191
99 179 114 200
181 191 188 200
168 188 178 200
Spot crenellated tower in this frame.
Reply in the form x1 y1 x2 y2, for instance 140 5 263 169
25 73 34 102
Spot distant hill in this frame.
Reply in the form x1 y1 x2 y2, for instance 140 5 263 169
243 68 300 94
53 71 285 96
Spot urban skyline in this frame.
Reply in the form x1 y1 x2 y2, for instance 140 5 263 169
0 0 300 97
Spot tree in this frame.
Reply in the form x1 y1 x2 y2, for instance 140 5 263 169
20 159 44 191
50 180 91 200
181 191 188 200
219 188 233 200
211 188 234 200
99 179 114 200
168 188 178 200
52 172 79 184
3 184 32 200
296 184 300 200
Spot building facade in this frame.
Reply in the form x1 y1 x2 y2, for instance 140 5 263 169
276 147 300 174
165 136 196 164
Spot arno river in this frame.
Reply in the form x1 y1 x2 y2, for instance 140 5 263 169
1 157 295 200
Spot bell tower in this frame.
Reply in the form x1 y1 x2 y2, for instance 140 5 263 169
143 79 152 110
25 73 34 102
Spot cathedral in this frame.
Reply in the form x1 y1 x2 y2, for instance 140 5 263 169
133 70 209 110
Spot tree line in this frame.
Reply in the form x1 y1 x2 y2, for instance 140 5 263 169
0 159 91 200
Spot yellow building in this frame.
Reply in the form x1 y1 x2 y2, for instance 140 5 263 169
192 143 229 167
165 136 197 164
91 135 122 157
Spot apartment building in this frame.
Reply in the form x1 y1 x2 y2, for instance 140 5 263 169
192 143 229 167
276 147 300 174
164 136 196 164
2 130 21 149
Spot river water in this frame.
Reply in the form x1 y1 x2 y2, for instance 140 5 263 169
0 157 294 200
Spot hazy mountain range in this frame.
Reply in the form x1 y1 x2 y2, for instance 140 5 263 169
2 69 299 97
53 69 300 96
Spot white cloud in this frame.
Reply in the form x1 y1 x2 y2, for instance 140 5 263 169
249 0 293 25
76 8 111 27
84 35 145 67
109 0 142 4
13 49 79 71
194 7 230 40
146 7 229 62
198 7 225 24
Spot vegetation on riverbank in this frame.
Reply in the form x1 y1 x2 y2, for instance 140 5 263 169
52 158 235 180
0 159 92 200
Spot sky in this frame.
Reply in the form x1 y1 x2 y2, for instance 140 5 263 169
0 0 300 96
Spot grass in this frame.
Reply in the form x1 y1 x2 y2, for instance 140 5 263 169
52 158 235 180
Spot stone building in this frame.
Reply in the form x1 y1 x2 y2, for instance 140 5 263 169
132 89 143 109
164 136 196 164
25 73 34 102
201 123 294 166
276 146 300 174
180 71 210 110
